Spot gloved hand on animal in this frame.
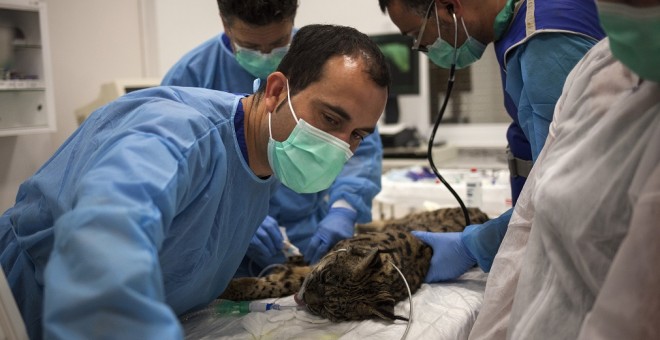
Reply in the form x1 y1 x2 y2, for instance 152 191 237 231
303 207 357 264
411 231 476 282
246 215 286 268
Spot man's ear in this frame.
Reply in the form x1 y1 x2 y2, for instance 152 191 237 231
263 72 288 114
437 0 463 16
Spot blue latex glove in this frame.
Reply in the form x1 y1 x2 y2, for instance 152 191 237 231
247 216 285 268
303 207 357 264
462 209 513 272
411 231 477 282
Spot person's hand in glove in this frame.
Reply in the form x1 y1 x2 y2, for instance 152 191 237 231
303 207 357 264
411 231 476 282
247 216 285 268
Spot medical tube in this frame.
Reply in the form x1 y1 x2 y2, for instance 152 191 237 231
214 300 302 315
215 300 252 315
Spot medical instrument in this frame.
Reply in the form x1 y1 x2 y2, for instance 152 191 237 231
421 4 471 226
248 227 301 277
214 300 302 314
256 224 302 276
465 168 483 208
389 260 413 340
279 226 302 258
246 224 301 278
180 300 304 321
282 241 300 258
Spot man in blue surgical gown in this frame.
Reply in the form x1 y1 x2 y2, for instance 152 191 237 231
163 0 384 274
470 1 660 338
379 0 605 281
0 24 389 339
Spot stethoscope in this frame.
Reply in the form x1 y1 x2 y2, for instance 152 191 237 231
414 2 471 226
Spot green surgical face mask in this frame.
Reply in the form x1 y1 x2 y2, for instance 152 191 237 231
425 4 486 69
598 2 660 83
267 80 354 194
235 43 289 79
493 0 515 41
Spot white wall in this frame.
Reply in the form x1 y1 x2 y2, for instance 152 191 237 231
0 0 145 211
148 0 404 76
145 0 432 140
146 0 220 78
146 0 507 142
0 0 509 212
297 1 432 138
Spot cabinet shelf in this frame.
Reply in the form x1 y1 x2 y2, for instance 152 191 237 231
0 0 55 136
0 80 45 90
0 87 45 92
12 42 41 49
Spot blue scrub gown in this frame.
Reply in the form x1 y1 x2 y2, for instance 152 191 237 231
464 33 601 271
162 33 383 272
0 87 277 339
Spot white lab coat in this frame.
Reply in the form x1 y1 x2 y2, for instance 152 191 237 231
469 38 660 340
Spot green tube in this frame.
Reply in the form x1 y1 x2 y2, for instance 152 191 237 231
214 300 251 315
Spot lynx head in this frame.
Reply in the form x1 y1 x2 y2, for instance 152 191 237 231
295 246 408 322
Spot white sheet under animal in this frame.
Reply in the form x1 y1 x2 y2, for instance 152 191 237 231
182 269 487 339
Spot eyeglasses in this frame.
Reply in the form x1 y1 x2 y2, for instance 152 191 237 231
411 1 437 53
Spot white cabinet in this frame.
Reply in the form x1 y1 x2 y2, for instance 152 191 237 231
0 0 55 136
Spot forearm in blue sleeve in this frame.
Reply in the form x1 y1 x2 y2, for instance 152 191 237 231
44 208 183 339
42 134 187 339
513 33 598 160
462 208 513 272
328 129 383 223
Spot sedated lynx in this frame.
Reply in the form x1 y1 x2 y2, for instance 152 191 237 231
219 207 489 321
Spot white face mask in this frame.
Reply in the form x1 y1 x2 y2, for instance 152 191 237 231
267 80 353 193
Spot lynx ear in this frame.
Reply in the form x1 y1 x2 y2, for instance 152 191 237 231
357 301 409 322
353 248 382 274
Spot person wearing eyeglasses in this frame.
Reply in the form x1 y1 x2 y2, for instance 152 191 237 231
164 0 385 275
377 0 606 283
470 0 660 338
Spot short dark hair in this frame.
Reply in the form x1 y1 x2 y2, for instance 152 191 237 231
217 0 298 26
378 0 430 15
276 24 390 96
